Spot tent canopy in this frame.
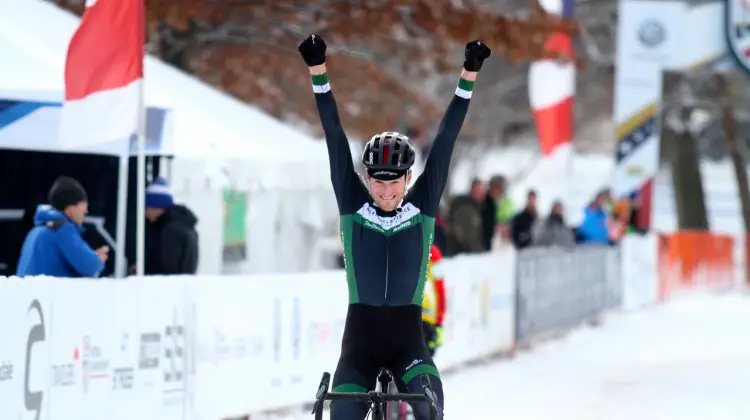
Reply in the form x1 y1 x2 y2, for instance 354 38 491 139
0 91 173 156
0 1 329 171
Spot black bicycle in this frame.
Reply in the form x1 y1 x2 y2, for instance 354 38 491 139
311 368 439 420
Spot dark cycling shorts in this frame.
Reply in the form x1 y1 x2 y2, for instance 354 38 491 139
331 304 444 420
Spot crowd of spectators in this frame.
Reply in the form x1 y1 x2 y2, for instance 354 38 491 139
439 177 647 256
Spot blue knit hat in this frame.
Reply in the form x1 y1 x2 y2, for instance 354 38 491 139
145 177 174 209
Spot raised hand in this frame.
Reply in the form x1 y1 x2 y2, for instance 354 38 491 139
463 40 492 72
298 34 327 67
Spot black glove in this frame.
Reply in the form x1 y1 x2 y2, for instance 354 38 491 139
463 40 491 72
298 34 327 67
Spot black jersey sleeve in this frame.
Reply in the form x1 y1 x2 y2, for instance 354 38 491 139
311 73 369 214
412 77 474 216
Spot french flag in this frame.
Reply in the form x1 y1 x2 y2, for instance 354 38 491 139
58 0 145 150
528 0 575 197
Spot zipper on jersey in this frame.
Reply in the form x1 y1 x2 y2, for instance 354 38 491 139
384 239 390 302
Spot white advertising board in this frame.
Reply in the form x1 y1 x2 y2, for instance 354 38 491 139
1 250 518 418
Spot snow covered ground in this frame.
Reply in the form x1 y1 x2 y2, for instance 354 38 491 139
273 291 750 419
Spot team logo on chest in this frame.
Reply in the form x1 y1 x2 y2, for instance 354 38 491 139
355 203 422 235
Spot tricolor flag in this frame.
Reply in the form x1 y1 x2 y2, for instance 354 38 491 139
528 0 575 200
58 0 145 150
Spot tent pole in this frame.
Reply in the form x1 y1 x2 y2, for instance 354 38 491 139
135 85 147 276
114 153 130 278
136 134 146 276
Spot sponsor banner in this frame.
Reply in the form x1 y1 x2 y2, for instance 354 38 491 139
5 279 53 420
0 249 522 417
107 281 139 420
191 277 270 418
436 251 516 369
48 281 113 419
135 278 189 420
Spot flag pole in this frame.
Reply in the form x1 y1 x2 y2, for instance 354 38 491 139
135 83 147 277
114 148 130 278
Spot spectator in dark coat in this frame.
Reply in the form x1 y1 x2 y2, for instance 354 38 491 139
143 177 199 275
511 190 538 250
433 211 448 254
16 177 107 278
533 200 575 249
626 191 647 234
447 178 485 254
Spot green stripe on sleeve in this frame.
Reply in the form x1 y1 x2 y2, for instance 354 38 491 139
455 77 474 99
311 73 331 93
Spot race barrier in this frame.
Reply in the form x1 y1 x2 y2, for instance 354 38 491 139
514 245 622 344
1 231 737 419
656 230 735 299
1 252 516 420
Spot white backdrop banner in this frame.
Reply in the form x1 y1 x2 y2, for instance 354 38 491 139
2 250 517 419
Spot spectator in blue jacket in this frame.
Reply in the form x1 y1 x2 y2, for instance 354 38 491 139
577 190 610 245
16 177 107 278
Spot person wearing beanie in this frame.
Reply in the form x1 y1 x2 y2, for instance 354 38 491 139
16 176 107 278
142 177 199 275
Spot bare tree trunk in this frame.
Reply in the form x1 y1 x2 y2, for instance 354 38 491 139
717 74 750 286
671 120 710 230
661 70 709 230
717 74 750 233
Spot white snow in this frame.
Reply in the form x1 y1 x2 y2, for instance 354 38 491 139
445 292 750 420
275 291 750 419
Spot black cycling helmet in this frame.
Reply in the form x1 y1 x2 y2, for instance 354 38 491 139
362 132 416 180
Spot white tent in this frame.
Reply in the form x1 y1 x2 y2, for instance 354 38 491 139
0 0 330 189
0 1 338 274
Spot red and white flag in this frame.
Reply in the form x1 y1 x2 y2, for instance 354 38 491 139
528 0 575 201
58 0 145 150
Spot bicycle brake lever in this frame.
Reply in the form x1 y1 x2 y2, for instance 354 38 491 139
421 376 440 416
311 372 331 414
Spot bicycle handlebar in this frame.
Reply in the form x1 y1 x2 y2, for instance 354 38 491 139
312 371 440 420
324 390 431 404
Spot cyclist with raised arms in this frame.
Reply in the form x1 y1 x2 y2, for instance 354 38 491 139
298 34 490 420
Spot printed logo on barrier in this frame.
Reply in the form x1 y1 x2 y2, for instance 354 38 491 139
138 332 161 369
162 309 185 407
272 298 282 363
290 296 303 384
0 360 13 382
24 300 45 420
81 334 110 394
112 332 135 391
728 0 750 75
270 298 283 388
51 350 76 388
291 297 301 361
